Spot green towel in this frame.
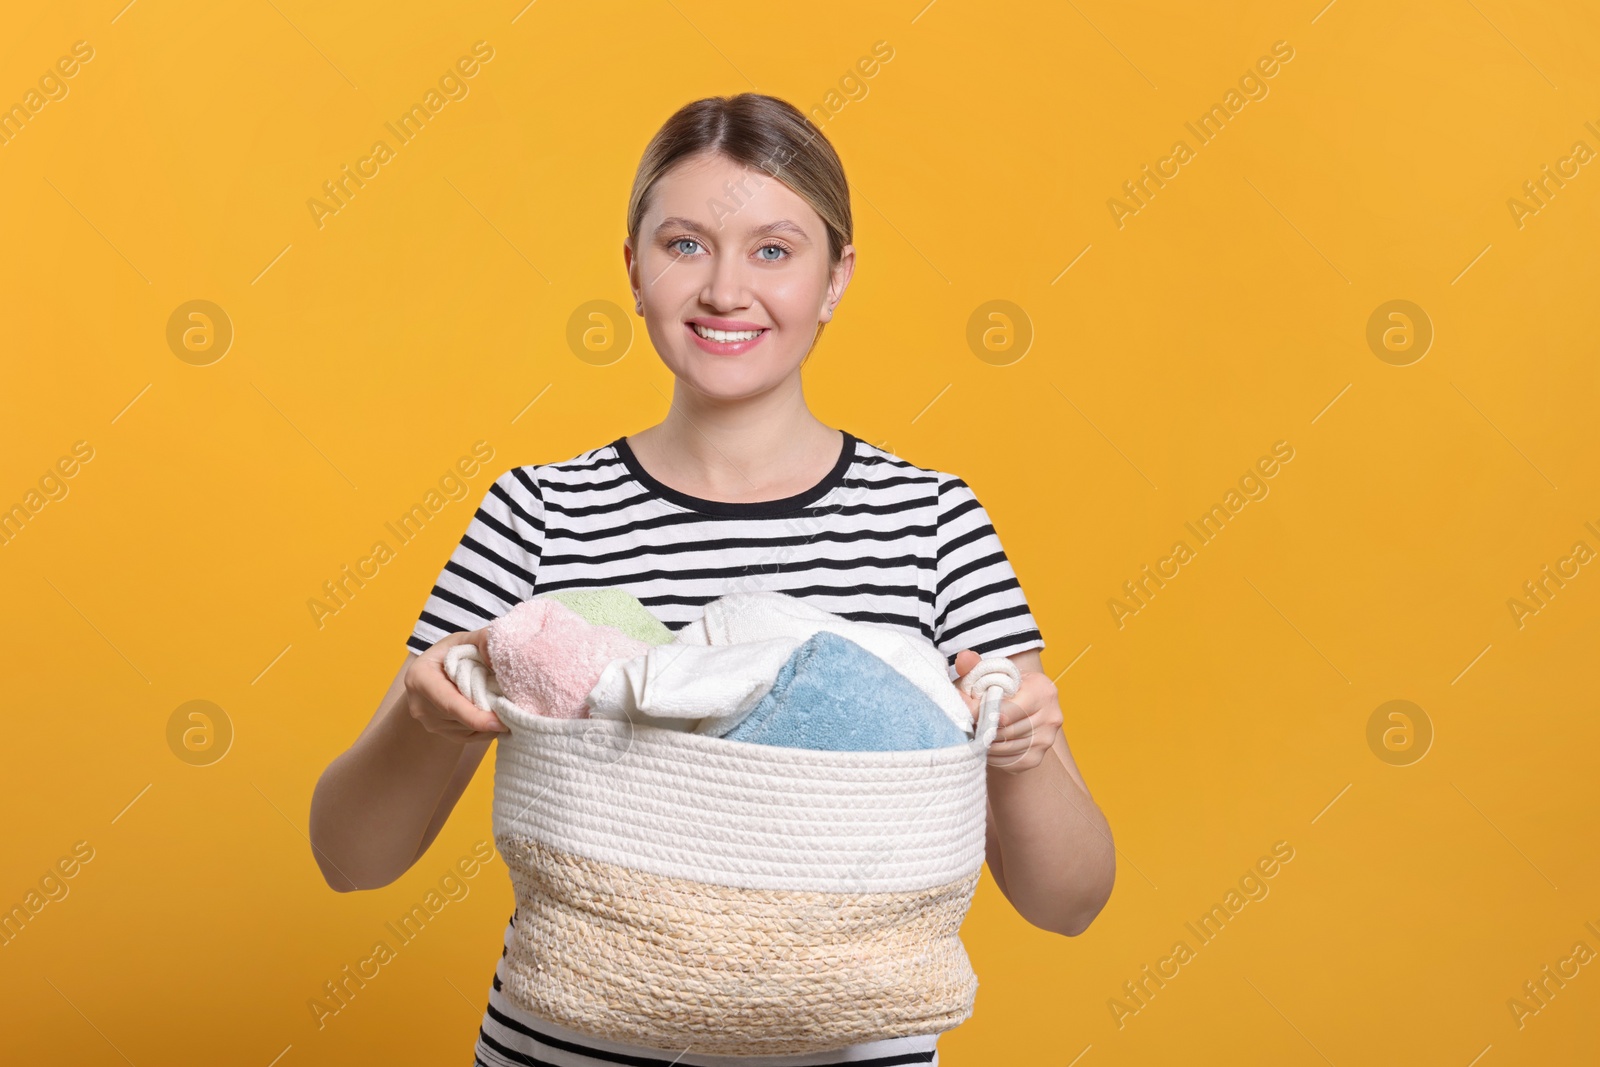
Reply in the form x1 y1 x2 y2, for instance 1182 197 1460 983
536 587 676 646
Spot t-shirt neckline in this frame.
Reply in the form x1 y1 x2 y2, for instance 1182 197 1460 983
611 430 857 518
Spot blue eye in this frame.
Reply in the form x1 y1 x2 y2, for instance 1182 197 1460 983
669 237 791 260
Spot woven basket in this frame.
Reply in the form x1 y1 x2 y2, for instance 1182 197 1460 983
451 643 1019 1055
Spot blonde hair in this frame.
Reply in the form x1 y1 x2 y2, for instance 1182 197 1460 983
627 93 852 357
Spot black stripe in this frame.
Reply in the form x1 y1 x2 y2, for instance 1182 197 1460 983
837 468 940 493
479 998 936 1067
538 469 636 497
451 536 538 592
611 432 857 518
419 587 499 625
943 574 1024 616
413 607 477 639
508 465 544 507
488 478 545 532
542 450 620 475
537 527 934 568
444 550 537 601
934 505 979 556
544 543 934 585
942 613 1041 649
935 521 998 568
539 460 934 499
537 497 935 543
533 553 929 591
473 512 542 561
936 552 1016 602
543 487 657 521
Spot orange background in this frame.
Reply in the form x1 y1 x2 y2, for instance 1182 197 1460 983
3 1 1598 1064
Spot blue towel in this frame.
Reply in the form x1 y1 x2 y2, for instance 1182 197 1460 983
720 631 969 751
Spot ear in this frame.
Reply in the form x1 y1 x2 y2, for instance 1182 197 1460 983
821 243 856 322
622 238 640 303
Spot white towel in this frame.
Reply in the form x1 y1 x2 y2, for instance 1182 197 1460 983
584 637 802 734
672 590 975 737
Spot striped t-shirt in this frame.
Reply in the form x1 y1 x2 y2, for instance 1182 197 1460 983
407 428 1045 1067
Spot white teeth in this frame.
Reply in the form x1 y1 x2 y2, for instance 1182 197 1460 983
692 324 764 342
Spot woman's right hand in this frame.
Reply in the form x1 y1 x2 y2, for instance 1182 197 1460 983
403 628 510 742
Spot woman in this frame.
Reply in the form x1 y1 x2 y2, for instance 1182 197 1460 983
310 92 1114 1066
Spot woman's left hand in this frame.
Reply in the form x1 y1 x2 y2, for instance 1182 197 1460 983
952 649 1062 774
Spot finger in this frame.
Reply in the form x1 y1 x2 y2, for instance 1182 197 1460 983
419 656 509 734
426 721 477 742
988 696 1027 730
413 712 476 741
423 705 504 743
958 688 981 721
994 704 1044 745
987 721 1048 759
985 739 1034 770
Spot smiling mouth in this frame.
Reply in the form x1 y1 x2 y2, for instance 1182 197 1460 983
689 323 767 342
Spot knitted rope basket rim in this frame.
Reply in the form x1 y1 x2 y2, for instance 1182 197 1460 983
445 642 1020 767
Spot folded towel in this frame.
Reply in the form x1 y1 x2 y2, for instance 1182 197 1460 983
487 597 650 718
721 631 968 751
536 587 676 646
673 590 974 737
584 637 803 734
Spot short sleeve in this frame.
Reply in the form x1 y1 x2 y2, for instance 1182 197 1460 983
933 474 1045 672
405 466 544 655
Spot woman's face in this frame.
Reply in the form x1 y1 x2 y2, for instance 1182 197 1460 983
625 150 854 400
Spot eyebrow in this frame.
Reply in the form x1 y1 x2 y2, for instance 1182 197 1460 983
653 216 812 243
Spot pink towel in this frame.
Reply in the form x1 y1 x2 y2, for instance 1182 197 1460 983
487 597 650 718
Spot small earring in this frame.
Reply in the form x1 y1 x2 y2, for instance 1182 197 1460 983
635 300 642 313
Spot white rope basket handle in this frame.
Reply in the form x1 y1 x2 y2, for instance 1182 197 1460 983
961 656 1022 749
445 642 1022 748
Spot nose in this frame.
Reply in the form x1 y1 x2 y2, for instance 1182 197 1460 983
700 245 753 312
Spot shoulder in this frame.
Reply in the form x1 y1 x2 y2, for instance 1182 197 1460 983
843 436 991 524
465 442 626 535
488 439 624 495
846 435 950 498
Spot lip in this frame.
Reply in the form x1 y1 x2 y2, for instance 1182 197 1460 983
688 317 766 331
685 320 770 356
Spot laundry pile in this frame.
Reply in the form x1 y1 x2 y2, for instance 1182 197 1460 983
447 587 974 751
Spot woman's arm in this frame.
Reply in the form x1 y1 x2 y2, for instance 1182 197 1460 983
308 632 506 891
411 736 494 865
977 647 1116 936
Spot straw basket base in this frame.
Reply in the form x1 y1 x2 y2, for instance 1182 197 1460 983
498 834 981 1055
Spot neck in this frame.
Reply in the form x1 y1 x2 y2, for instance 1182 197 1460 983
633 378 839 499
